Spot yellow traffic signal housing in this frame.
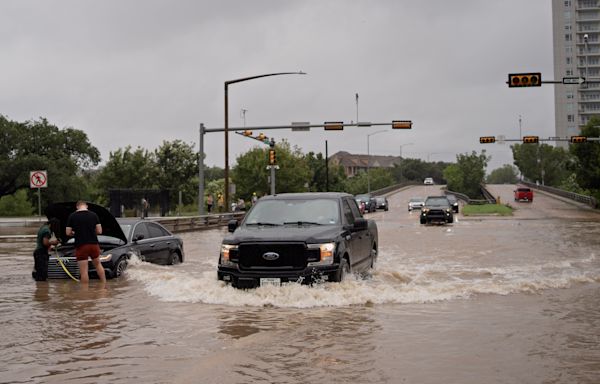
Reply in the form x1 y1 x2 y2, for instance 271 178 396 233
268 149 276 165
324 121 344 130
243 130 253 136
508 73 542 87
479 136 496 144
522 135 539 144
570 136 587 143
392 120 412 129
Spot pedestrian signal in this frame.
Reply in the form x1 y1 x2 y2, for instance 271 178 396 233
392 120 412 129
268 150 276 165
508 73 542 88
479 136 496 144
570 136 587 143
522 136 539 143
324 121 344 130
243 130 252 136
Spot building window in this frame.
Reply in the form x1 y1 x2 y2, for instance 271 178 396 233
566 57 572 64
564 0 571 6
567 91 575 99
564 11 571 19
565 33 572 41
567 114 575 122
565 24 572 30
566 68 573 75
566 46 573 54
567 103 574 112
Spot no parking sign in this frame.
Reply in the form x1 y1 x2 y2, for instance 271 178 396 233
30 170 48 188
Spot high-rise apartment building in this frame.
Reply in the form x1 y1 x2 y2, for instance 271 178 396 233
553 0 600 147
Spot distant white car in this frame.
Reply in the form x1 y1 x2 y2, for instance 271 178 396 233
424 177 434 185
408 197 425 212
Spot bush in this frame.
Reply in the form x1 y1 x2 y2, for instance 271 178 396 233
0 190 34 216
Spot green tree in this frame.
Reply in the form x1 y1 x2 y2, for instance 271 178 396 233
0 115 100 208
570 118 600 194
96 146 157 191
232 141 311 199
443 151 489 198
304 152 347 192
486 164 519 184
155 140 198 205
343 168 394 195
390 158 450 184
512 143 570 186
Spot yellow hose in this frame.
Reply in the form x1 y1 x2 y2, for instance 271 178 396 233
54 248 79 282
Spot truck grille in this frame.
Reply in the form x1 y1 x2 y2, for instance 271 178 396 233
426 209 447 220
238 243 310 270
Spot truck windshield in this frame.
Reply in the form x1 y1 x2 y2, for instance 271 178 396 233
244 199 340 226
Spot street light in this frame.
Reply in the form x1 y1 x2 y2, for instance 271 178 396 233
398 143 414 183
367 130 388 194
223 71 306 211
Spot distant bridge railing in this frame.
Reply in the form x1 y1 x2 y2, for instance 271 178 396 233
520 181 598 208
156 212 246 233
444 184 496 205
371 182 420 197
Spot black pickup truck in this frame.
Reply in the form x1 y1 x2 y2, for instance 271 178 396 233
217 192 378 289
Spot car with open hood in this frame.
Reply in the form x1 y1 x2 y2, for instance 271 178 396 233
45 202 184 279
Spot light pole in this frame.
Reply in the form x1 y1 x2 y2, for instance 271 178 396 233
399 142 414 183
223 71 306 211
367 130 388 194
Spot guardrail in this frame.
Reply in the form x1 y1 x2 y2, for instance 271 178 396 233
156 212 246 233
371 182 420 197
480 184 497 204
444 185 496 205
519 181 598 208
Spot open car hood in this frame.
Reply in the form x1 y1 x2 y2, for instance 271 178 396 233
46 202 127 244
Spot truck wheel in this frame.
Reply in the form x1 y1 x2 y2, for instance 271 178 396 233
420 218 426 225
448 217 454 224
331 258 350 282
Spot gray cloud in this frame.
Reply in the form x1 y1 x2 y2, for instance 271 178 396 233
1 0 554 172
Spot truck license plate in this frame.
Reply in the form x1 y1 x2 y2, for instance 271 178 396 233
260 278 281 287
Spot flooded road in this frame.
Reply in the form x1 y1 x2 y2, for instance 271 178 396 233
1 186 600 383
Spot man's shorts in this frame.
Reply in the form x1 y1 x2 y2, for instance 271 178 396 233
75 244 101 261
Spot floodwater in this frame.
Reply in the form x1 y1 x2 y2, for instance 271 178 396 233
1 185 600 384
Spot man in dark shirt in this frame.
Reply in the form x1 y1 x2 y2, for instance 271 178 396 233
66 201 106 284
32 218 60 281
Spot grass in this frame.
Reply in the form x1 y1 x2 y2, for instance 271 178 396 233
462 203 513 216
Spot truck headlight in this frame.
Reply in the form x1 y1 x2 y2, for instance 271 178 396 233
220 244 238 266
307 243 335 266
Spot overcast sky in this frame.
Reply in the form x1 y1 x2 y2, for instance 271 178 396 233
1 1 555 172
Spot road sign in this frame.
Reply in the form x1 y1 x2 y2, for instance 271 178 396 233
30 170 48 188
497 134 506 144
291 122 310 132
563 77 585 85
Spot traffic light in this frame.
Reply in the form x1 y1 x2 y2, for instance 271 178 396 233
243 130 252 136
324 121 344 130
392 120 412 129
479 136 496 144
508 73 542 87
268 149 276 165
522 136 539 144
571 136 588 143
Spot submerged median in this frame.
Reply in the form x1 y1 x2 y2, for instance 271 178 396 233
462 203 513 216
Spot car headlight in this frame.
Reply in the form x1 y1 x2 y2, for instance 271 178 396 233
220 244 238 266
99 253 113 262
307 242 335 266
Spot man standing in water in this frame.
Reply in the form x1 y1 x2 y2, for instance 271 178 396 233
32 218 61 281
66 201 106 284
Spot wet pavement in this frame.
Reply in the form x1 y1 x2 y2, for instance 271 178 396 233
1 185 599 383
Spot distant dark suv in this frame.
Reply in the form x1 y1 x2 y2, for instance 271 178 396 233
218 192 378 288
420 196 454 225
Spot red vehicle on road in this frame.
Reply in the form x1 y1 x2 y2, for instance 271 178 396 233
514 187 533 202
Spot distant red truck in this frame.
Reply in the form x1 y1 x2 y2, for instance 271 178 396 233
514 187 533 202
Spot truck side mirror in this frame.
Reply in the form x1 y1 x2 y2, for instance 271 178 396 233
353 218 368 230
228 219 238 233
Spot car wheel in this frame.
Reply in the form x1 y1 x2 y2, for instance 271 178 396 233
331 258 350 282
168 252 181 265
114 257 128 278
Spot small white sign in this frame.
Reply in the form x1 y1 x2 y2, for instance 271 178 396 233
30 170 48 188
